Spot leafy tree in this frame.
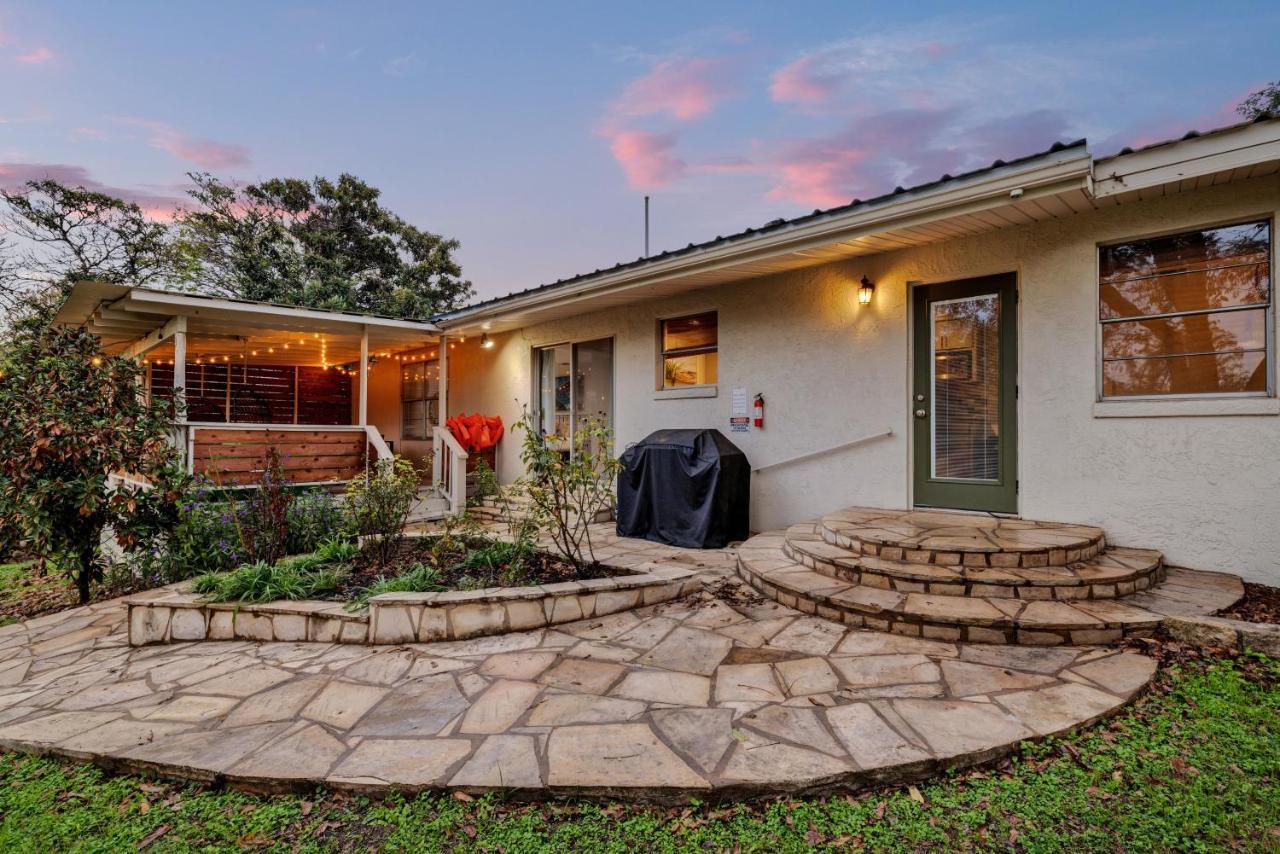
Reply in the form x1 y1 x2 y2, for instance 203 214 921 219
178 173 473 319
0 180 193 325
0 326 186 602
1238 81 1280 120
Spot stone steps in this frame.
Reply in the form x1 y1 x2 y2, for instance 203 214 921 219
785 524 1165 600
736 507 1244 647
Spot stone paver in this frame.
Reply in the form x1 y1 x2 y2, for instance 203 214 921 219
0 521 1167 799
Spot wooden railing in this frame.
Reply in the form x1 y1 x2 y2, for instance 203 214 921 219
432 425 469 517
188 423 372 487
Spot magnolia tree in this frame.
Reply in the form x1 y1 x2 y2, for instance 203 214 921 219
0 326 185 602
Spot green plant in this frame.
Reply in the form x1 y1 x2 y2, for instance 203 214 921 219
515 408 621 570
192 538 353 603
468 457 498 507
0 326 185 603
284 488 347 554
345 456 420 566
233 447 293 564
351 561 447 608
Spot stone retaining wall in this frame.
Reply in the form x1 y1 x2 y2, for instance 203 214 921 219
125 563 699 646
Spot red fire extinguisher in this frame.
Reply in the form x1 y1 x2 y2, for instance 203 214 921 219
753 393 765 429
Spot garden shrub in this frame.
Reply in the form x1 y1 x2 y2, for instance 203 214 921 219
236 447 292 565
284 489 347 555
515 409 620 570
345 456 419 565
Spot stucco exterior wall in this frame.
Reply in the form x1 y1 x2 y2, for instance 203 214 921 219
448 174 1280 583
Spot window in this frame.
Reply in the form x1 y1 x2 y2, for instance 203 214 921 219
659 311 718 388
400 359 439 439
1099 219 1271 398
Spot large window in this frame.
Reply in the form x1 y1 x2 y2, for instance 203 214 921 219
1099 219 1272 398
659 311 718 388
400 359 439 440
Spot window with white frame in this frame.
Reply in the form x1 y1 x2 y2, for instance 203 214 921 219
659 311 718 388
400 358 439 439
1098 219 1272 398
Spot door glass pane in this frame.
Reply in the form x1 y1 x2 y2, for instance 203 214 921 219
536 345 572 451
931 294 1000 481
573 338 613 457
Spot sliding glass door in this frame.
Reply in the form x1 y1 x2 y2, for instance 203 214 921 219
533 338 613 456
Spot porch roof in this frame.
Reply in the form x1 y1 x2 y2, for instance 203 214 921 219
54 282 441 366
437 114 1280 335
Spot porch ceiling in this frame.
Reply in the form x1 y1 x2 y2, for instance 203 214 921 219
55 282 440 364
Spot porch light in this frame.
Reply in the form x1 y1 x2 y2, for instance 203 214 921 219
857 276 876 306
481 332 494 349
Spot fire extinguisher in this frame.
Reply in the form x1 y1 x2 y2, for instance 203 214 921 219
753 393 765 429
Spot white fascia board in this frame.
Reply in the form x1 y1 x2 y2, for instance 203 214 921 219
117 288 442 333
438 149 1091 329
1093 120 1280 198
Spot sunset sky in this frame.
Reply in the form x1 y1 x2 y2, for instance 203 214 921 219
1 2 1274 300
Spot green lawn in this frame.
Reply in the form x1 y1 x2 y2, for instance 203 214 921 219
0 650 1275 853
0 559 75 626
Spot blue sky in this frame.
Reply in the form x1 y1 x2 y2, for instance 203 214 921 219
0 2 1274 300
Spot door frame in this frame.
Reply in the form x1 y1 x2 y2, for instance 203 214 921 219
530 335 616 454
910 273 1019 514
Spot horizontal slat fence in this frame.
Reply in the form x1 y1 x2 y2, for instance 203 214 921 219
150 363 352 425
193 428 367 486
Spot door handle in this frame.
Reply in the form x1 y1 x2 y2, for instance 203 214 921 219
914 409 928 418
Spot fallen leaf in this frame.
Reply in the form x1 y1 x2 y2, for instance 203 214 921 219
453 791 474 802
137 823 171 849
908 785 925 805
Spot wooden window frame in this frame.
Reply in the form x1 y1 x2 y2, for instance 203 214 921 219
1096 216 1275 401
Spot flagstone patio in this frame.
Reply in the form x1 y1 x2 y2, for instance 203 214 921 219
0 525 1165 800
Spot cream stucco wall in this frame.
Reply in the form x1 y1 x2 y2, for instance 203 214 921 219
448 174 1280 583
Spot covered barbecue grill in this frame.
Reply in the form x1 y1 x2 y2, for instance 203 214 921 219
616 428 750 549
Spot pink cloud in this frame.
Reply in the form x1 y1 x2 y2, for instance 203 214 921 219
1120 88 1256 152
74 127 107 141
769 54 842 105
603 129 686 189
0 162 185 221
614 57 736 121
120 118 251 169
15 46 53 64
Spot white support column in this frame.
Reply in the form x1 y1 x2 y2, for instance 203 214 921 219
437 334 448 430
172 321 187 415
358 325 369 426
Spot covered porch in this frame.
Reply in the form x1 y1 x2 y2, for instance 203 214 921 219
55 282 470 517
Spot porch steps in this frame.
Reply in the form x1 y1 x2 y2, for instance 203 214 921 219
736 507 1243 646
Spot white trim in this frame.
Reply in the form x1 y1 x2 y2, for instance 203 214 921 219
1092 397 1280 418
117 288 441 333
1094 120 1280 199
439 150 1092 328
122 315 186 359
654 385 718 400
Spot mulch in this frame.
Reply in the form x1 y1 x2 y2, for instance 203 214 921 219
1218 582 1280 625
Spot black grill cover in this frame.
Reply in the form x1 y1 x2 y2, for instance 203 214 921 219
616 429 750 549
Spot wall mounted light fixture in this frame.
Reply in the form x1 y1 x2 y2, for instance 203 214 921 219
857 275 876 306
480 332 494 349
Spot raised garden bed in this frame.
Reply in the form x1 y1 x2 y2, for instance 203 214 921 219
124 535 700 646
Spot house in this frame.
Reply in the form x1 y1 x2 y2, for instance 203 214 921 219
56 114 1280 585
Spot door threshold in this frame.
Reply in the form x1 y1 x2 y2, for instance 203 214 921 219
911 504 1022 520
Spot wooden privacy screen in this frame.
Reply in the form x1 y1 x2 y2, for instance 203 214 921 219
150 363 352 424
193 428 368 486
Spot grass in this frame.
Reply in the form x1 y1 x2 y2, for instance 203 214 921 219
0 648 1274 852
0 559 77 625
191 539 357 604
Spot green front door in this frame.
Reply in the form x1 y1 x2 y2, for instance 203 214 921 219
911 274 1018 514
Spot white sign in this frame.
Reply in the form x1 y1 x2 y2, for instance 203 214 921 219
729 416 750 433
731 386 747 416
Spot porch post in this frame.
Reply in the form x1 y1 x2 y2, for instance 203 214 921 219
438 334 448 430
358 325 369 426
172 319 187 415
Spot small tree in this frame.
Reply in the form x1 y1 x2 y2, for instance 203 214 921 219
345 456 419 565
515 409 621 570
0 326 184 602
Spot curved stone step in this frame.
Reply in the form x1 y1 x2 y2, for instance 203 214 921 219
784 524 1164 600
822 507 1105 568
737 531 1241 647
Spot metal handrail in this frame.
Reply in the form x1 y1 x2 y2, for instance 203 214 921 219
752 428 894 474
